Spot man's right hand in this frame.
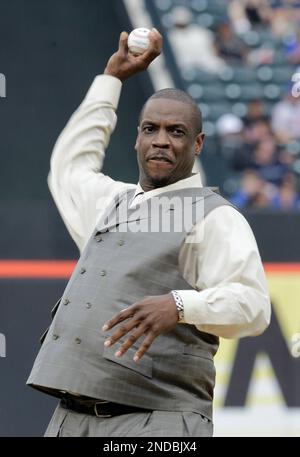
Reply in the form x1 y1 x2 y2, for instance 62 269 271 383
104 28 162 82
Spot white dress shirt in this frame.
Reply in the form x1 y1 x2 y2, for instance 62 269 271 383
48 74 271 339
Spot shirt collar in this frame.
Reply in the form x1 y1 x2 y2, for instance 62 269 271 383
133 173 203 202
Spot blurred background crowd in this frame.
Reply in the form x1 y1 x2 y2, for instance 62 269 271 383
153 0 300 210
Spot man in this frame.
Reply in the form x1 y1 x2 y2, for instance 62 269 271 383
27 29 271 437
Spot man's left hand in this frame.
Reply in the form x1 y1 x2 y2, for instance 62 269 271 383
102 293 179 362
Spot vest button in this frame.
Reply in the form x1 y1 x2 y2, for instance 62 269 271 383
80 267 86 274
95 234 102 242
86 302 92 309
63 298 70 305
75 338 82 344
52 334 59 340
117 240 124 246
100 270 107 276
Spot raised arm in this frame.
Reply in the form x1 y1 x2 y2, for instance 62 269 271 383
48 30 162 251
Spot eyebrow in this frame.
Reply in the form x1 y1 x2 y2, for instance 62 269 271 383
141 120 188 130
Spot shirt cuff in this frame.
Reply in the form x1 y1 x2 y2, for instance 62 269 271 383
175 290 206 325
85 74 122 110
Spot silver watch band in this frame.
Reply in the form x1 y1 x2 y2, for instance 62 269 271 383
171 290 184 322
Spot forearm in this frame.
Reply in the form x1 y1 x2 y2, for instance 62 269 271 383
175 285 270 338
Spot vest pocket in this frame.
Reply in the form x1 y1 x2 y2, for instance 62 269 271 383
102 345 153 378
183 344 214 361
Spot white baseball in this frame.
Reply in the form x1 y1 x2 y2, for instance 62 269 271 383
128 28 150 55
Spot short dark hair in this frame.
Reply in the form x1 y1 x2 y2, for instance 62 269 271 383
139 88 203 135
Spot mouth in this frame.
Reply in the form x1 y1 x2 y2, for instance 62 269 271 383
147 156 174 165
147 159 174 169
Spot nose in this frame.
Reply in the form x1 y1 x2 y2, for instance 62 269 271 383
152 128 170 148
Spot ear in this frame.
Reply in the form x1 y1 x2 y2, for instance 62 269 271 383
134 126 140 151
194 132 205 156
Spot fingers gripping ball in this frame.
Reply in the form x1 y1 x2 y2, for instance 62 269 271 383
128 28 150 56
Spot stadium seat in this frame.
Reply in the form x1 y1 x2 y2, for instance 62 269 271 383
230 66 258 83
256 66 273 82
190 0 208 13
226 83 264 101
206 102 232 120
188 83 226 102
272 67 296 85
263 83 282 100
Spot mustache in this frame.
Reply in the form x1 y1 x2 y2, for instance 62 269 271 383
146 153 175 164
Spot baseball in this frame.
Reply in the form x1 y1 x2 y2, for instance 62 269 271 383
128 28 150 55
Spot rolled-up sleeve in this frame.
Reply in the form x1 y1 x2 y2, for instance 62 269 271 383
177 205 271 338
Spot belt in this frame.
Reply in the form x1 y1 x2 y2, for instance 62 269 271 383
60 394 149 418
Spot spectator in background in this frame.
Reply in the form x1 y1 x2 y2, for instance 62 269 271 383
229 0 272 34
228 1 274 66
228 0 251 34
214 20 249 64
230 169 275 208
216 113 246 161
241 114 273 172
250 137 290 185
243 99 269 127
167 6 226 74
271 173 300 209
285 29 300 64
244 0 272 28
270 1 300 38
216 113 257 172
244 117 272 146
271 86 300 143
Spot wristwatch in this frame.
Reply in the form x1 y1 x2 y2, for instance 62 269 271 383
171 290 184 322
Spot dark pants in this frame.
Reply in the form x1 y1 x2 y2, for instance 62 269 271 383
45 402 213 437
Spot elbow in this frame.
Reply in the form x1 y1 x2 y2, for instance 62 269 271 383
246 294 272 337
253 299 271 336
47 170 52 186
47 170 55 198
229 294 272 339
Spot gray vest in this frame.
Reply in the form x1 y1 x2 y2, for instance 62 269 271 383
27 186 233 419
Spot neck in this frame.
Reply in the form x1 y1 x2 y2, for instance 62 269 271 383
139 172 194 192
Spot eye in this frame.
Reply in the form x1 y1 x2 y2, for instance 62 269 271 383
171 128 185 136
142 125 155 133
